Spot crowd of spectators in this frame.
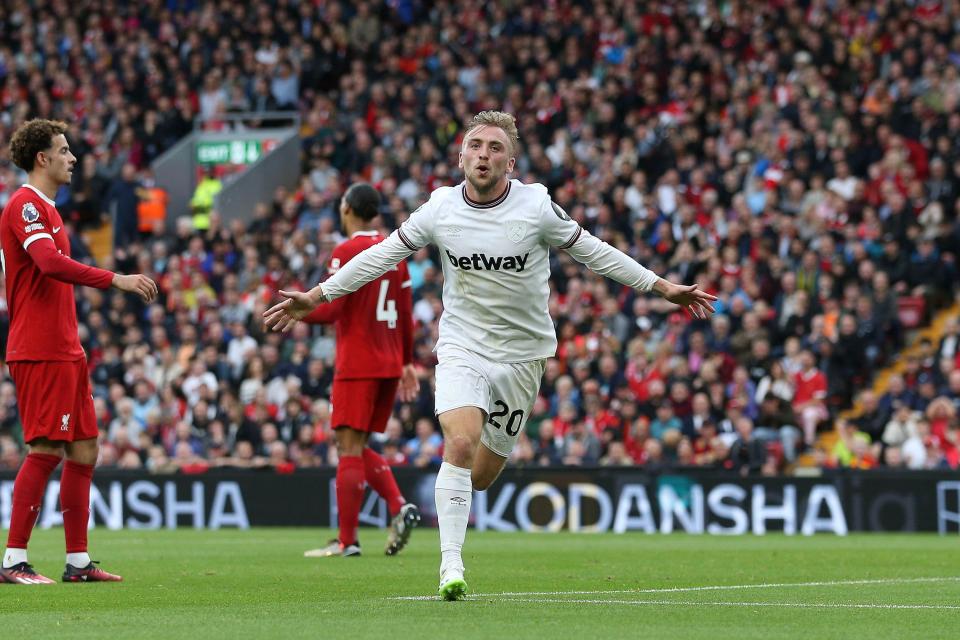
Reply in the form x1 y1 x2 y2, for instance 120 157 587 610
0 1 959 476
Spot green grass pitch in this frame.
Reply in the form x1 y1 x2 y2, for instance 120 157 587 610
3 528 958 639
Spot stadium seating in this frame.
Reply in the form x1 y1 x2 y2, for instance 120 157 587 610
0 1 958 475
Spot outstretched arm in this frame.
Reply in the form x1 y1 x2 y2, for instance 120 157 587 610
563 231 715 319
263 232 416 332
266 194 437 332
540 196 715 318
649 277 717 320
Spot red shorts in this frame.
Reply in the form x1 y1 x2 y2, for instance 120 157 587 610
331 378 400 434
9 359 98 444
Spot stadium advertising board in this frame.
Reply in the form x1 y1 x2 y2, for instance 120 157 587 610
1 469 957 534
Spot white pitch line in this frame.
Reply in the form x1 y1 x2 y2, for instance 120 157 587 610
513 598 960 611
388 576 960 601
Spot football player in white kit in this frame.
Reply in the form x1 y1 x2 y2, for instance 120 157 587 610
264 111 716 600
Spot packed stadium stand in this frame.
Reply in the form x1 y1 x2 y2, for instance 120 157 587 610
0 0 957 476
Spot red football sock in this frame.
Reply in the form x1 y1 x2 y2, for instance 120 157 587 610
60 461 95 554
336 456 365 546
363 448 405 516
6 452 61 549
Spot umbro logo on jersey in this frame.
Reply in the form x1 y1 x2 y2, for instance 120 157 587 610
446 249 528 272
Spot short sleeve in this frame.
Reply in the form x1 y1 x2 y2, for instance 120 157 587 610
10 198 54 251
396 196 438 251
327 243 348 275
538 196 582 249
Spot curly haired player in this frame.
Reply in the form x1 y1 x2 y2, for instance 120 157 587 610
1 119 157 584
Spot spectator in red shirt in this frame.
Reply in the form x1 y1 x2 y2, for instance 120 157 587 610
793 350 829 446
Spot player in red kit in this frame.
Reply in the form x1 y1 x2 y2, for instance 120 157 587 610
0 120 158 584
298 183 422 558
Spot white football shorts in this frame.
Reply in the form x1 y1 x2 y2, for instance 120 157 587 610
434 343 546 457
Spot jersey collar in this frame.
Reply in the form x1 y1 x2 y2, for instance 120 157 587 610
351 230 380 238
461 181 511 209
22 183 56 206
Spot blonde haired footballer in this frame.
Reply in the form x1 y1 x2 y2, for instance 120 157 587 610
265 111 716 600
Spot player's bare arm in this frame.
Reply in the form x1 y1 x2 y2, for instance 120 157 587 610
398 363 420 402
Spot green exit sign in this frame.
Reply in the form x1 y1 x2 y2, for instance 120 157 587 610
196 140 263 165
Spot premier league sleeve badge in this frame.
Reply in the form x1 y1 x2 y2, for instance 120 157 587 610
21 202 40 223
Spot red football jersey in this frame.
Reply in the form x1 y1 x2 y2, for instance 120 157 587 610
793 368 828 407
304 231 413 379
1 185 87 361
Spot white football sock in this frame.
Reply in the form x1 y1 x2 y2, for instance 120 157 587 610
3 547 28 568
435 461 472 573
66 552 90 568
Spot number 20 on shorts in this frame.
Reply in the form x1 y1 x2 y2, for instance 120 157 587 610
488 400 524 436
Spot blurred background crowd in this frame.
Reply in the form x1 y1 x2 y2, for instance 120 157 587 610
0 0 958 476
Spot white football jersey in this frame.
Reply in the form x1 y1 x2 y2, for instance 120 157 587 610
320 179 659 363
